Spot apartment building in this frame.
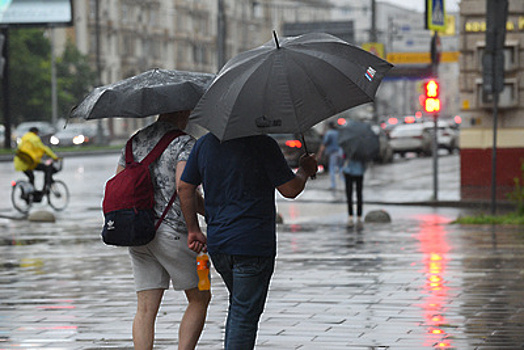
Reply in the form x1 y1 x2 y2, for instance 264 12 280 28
59 0 329 136
459 0 524 201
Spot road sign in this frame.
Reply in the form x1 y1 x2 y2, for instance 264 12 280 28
426 0 446 32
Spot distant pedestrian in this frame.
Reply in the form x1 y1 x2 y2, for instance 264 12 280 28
343 157 367 228
317 121 343 190
115 111 210 350
178 133 318 350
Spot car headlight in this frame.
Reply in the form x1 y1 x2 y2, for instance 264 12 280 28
50 135 59 145
73 134 85 145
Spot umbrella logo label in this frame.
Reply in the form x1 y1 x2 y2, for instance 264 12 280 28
256 115 282 128
365 67 376 82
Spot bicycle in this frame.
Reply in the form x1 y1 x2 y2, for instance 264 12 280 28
11 158 70 214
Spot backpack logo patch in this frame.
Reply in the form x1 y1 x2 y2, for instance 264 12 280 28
106 220 115 231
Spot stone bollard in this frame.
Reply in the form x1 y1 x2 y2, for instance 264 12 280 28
28 210 56 223
364 209 391 223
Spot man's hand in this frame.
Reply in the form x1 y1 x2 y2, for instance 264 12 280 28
187 230 207 253
299 153 318 177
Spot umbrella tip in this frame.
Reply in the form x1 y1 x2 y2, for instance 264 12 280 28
272 30 280 49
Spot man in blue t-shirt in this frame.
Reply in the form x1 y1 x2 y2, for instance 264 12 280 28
178 133 317 349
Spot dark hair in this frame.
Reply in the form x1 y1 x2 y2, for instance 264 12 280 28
328 121 337 129
29 127 39 133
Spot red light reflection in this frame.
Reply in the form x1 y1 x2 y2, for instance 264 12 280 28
285 140 302 148
416 214 452 348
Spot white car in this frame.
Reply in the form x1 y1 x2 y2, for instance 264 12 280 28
423 121 459 154
389 123 432 157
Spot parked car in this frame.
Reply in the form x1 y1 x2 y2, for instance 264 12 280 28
271 128 325 168
423 121 459 154
12 121 56 146
389 123 432 157
50 123 102 147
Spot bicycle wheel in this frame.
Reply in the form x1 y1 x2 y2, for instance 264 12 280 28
11 180 34 214
47 180 69 211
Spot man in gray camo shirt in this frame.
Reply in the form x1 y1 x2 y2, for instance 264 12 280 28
115 111 209 350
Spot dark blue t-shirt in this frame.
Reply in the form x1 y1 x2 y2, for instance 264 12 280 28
181 133 295 257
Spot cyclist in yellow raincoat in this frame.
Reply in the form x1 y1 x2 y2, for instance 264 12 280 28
14 127 59 187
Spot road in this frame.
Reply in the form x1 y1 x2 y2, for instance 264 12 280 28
1 153 523 349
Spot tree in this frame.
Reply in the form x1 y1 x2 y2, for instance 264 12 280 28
56 40 97 119
0 28 96 126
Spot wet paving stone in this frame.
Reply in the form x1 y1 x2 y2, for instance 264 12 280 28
1 155 524 348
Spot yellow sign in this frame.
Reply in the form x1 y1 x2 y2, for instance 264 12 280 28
387 51 459 64
441 15 456 36
465 17 524 32
362 42 385 59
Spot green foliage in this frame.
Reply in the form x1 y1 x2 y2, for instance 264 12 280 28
506 161 524 216
0 29 96 126
453 213 524 225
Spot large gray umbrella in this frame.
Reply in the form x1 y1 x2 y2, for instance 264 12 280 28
70 68 215 120
338 120 379 162
190 32 393 142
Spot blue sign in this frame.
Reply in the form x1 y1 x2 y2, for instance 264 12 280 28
426 0 446 31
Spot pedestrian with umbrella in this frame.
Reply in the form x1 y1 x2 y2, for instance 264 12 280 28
338 119 380 229
178 32 392 349
70 69 215 350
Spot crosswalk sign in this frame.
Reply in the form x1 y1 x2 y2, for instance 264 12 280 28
426 0 446 31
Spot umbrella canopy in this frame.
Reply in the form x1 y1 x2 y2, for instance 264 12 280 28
70 68 215 120
190 32 393 141
338 120 379 162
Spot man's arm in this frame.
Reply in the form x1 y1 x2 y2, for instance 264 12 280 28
277 153 318 198
178 178 207 253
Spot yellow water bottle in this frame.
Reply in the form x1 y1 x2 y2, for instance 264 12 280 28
196 253 210 291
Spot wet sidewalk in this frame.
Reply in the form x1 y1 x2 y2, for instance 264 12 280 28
1 154 524 349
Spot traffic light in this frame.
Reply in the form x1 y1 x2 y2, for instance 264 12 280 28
424 79 441 113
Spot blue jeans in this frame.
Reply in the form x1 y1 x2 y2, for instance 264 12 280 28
210 253 275 350
328 151 343 189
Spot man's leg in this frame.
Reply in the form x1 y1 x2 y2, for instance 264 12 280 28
34 163 53 189
212 253 275 350
328 152 339 189
133 288 164 350
23 170 35 185
178 287 211 350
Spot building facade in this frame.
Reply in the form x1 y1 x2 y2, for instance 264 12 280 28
61 0 330 137
459 0 524 201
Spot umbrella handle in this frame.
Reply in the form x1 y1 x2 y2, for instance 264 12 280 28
300 133 316 180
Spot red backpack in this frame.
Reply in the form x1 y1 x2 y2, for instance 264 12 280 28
101 130 185 246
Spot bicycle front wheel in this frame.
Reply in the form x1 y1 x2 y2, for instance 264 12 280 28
47 180 69 211
11 180 34 214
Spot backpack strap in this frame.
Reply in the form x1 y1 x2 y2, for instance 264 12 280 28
137 129 186 230
124 135 136 165
141 130 186 166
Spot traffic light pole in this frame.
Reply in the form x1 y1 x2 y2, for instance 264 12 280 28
432 113 438 201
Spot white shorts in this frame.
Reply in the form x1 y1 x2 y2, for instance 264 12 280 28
128 222 198 292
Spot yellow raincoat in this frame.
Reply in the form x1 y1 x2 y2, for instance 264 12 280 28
13 132 58 171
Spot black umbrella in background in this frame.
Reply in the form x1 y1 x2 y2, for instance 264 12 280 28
338 120 379 162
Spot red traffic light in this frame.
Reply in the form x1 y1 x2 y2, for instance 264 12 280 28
424 79 440 113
